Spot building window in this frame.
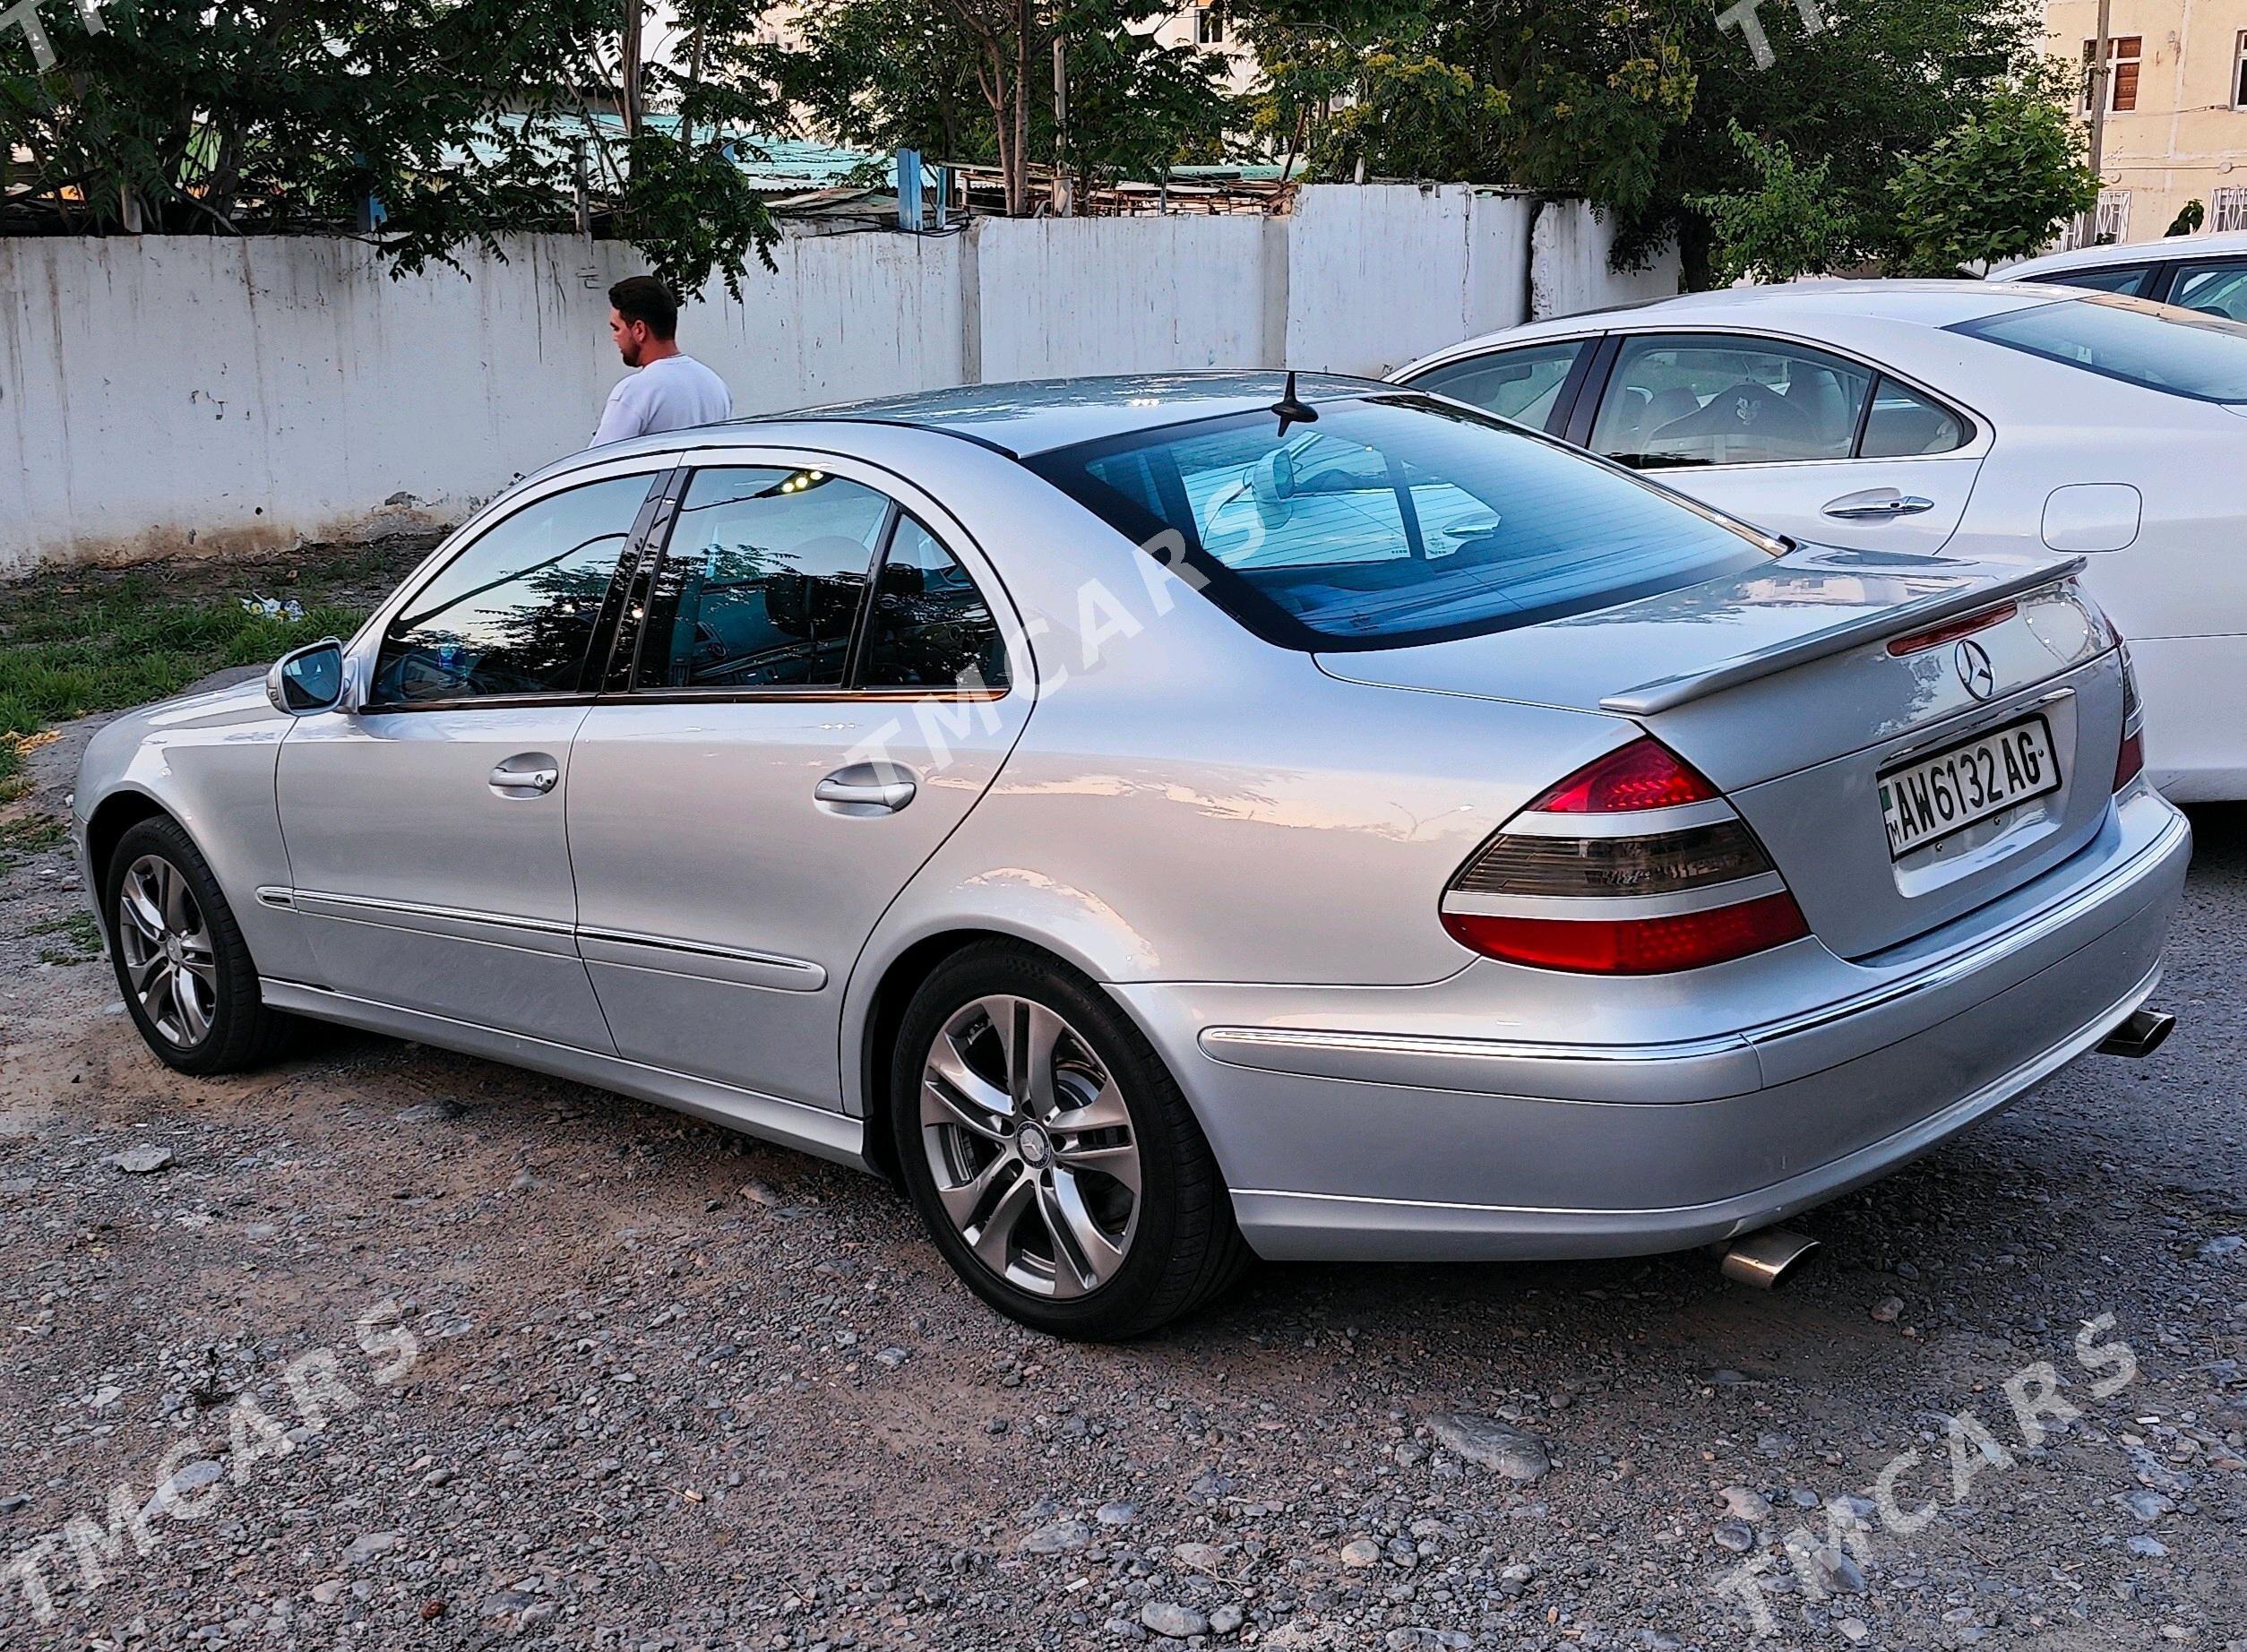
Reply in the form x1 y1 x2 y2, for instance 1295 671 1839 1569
1194 2 1225 45
2234 30 2247 107
2095 188 2133 244
2082 35 2142 112
2213 186 2247 233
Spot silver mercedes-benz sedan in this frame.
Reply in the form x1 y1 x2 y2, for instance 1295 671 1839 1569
74 373 2190 1338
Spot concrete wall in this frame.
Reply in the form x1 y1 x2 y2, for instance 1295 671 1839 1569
0 188 1674 572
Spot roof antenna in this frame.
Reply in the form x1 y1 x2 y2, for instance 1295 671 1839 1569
1270 370 1319 436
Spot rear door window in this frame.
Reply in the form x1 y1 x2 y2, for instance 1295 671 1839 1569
641 466 891 690
1401 341 1586 431
1859 377 1971 457
2031 265 2152 297
1588 334 1872 469
2167 261 2247 320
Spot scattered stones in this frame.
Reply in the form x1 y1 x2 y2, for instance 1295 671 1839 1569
1385 1630 1472 1650
1018 1519 1091 1554
739 1181 781 1207
341 1531 400 1565
1209 1603 1244 1636
2199 1234 2243 1262
103 1144 173 1174
1837 1619 1871 1644
2130 1535 2171 1558
1141 1602 1208 1639
1339 1536 1383 1568
1425 1412 1552 1481
1174 1541 1224 1571
393 1101 461 1123
1720 1485 1772 1521
1094 1499 1137 1526
1808 1546 1867 1596
2122 1489 2177 1521
1712 1519 1757 1553
1869 1295 1906 1323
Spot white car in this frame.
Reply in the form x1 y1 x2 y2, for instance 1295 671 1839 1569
2000 229 2247 315
1391 281 2247 800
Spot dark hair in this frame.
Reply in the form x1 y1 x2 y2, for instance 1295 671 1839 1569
608 275 679 340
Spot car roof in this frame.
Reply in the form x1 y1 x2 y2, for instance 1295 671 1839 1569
2001 229 2247 278
1397 280 2071 368
763 370 1389 457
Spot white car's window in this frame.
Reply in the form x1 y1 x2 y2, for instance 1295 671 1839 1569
1589 334 1872 469
1030 395 1777 650
1404 341 1584 429
641 467 891 690
857 516 1010 691
370 474 653 705
1956 293 2247 404
2169 262 2247 321
1860 377 1969 458
2037 265 2152 297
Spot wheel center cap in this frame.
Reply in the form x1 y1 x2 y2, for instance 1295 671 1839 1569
163 936 183 963
1016 1122 1053 1168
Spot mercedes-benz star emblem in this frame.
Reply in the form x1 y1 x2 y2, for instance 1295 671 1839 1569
1954 638 1996 701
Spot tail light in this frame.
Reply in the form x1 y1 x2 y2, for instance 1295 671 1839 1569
1442 736 1809 975
2114 642 2145 792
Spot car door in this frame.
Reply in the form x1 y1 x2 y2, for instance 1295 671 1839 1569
274 462 667 1047
1396 338 1596 434
564 452 1031 1111
1578 331 1985 555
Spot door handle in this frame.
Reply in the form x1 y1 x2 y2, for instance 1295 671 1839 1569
814 763 917 815
489 764 558 795
1822 489 1935 521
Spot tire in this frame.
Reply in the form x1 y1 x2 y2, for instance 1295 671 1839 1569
890 941 1250 1338
103 815 299 1075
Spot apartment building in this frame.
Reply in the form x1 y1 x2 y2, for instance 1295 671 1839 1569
2045 0 2247 241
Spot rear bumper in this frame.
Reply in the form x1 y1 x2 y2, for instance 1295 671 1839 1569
1115 788 2190 1262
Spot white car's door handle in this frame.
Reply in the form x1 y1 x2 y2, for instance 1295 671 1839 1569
814 765 917 814
1823 489 1935 521
489 764 558 796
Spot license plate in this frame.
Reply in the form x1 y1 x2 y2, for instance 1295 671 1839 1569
1879 716 2061 859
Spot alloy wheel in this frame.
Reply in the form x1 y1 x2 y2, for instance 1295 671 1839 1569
917 994 1141 1299
116 854 219 1047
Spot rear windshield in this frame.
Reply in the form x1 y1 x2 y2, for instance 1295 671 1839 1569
1956 293 2247 403
1024 394 1777 651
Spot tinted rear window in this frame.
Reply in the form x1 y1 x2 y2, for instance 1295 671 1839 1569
1956 293 2247 403
1025 395 1776 651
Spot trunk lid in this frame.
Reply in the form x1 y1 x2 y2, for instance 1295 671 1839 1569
1319 544 2127 958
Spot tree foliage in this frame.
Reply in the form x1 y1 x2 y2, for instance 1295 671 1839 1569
1886 73 2101 274
778 0 1232 213
1689 122 1861 284
0 0 780 290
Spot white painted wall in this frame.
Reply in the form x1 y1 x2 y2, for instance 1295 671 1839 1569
0 189 1674 572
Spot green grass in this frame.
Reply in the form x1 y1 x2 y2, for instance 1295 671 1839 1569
0 541 426 798
0 813 68 876
30 908 103 963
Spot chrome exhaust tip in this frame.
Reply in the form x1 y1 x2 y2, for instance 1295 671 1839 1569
2096 1008 2175 1060
1720 1228 1821 1290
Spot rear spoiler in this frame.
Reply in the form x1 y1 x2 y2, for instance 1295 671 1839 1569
1600 555 2089 717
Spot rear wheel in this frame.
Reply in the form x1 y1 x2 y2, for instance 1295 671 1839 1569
105 816 297 1074
890 942 1249 1338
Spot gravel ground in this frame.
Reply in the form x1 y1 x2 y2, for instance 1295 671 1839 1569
1 713 2241 1652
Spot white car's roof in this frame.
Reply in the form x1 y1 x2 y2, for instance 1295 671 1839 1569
1399 280 2066 371
2001 230 2247 280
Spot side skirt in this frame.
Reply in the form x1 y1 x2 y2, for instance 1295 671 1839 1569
258 978 870 1171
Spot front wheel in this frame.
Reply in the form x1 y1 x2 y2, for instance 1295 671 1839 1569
105 816 298 1075
890 942 1249 1338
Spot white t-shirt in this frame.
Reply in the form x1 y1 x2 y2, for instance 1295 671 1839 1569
588 354 732 449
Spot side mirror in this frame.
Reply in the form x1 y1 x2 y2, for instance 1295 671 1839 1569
266 639 347 716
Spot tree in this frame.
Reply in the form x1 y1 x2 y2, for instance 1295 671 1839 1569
1886 73 2101 275
778 0 1231 212
1689 122 1863 284
0 0 780 291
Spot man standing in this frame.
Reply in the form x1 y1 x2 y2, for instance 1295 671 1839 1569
589 275 732 448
